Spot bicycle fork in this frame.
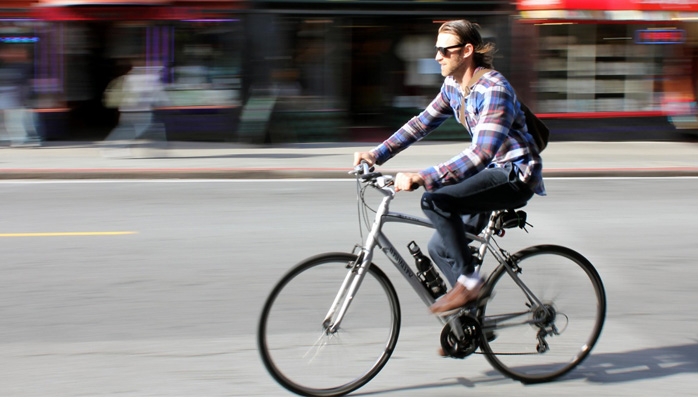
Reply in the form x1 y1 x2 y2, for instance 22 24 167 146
321 251 372 334
322 186 393 334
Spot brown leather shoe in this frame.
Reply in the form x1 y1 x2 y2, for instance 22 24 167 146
429 281 482 314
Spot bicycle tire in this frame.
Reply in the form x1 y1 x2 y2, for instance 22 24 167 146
478 245 606 383
257 252 401 396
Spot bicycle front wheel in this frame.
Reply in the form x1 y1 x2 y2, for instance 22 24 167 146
257 252 401 396
479 245 606 383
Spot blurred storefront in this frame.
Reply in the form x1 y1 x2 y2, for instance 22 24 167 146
0 1 44 141
15 0 690 142
0 0 246 140
515 0 698 133
241 0 517 142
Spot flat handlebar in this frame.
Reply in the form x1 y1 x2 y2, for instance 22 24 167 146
350 161 374 176
350 163 420 191
349 162 394 188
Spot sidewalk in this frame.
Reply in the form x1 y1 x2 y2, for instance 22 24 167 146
1 140 697 179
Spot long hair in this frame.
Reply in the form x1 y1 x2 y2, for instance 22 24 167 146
438 20 496 69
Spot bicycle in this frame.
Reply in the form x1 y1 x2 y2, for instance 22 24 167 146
257 163 606 397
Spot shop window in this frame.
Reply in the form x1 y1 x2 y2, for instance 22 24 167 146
169 19 242 107
535 23 679 114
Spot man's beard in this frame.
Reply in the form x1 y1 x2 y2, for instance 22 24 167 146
442 56 468 77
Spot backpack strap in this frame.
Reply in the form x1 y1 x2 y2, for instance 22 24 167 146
459 68 492 130
460 68 549 152
463 68 492 96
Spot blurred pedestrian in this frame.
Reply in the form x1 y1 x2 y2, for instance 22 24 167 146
101 59 168 158
0 46 41 147
353 20 545 322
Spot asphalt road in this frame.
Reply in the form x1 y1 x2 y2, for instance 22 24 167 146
0 178 697 396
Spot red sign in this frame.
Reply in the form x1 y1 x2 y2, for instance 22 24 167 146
33 6 199 20
635 28 686 43
518 0 698 11
31 0 245 20
37 0 169 4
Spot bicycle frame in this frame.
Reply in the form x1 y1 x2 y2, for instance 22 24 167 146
323 177 546 339
260 170 606 395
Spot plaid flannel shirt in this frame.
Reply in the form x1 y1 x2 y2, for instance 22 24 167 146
370 68 545 195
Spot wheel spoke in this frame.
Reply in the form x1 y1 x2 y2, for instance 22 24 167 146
258 253 401 396
303 330 333 363
479 245 606 383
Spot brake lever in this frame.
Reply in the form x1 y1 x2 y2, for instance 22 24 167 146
372 175 419 191
361 172 382 182
350 161 375 176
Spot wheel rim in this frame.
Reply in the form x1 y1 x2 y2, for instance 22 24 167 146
258 254 400 396
479 247 606 383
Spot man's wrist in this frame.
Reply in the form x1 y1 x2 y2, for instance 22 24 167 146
418 168 436 191
368 148 382 165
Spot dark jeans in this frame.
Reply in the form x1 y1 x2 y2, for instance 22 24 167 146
420 163 534 286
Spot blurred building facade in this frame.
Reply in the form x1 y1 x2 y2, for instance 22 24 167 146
1 0 244 141
240 0 518 142
1 0 697 142
517 0 698 124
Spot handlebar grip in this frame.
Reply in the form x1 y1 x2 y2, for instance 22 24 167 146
410 183 420 191
351 161 375 175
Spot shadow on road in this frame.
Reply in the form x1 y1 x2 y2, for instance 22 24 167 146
562 341 698 383
357 341 698 396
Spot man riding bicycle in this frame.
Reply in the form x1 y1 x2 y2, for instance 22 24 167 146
353 19 545 316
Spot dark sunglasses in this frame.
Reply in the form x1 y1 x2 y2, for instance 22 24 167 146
435 43 464 57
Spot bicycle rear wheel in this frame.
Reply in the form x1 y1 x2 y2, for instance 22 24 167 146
257 252 401 396
479 245 606 383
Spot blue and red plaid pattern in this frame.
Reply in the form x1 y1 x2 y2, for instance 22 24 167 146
370 68 545 195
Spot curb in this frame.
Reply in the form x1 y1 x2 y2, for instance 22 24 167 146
1 167 698 179
0 168 351 180
543 167 698 177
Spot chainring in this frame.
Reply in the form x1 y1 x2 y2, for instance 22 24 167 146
440 314 481 358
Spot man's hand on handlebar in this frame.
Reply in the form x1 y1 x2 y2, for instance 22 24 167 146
395 172 424 192
353 152 376 167
352 152 423 191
